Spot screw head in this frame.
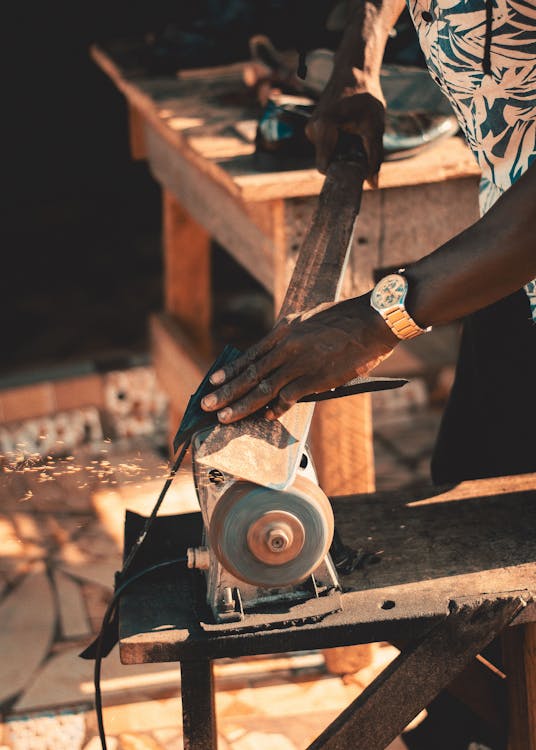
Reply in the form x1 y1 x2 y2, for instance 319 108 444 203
209 469 225 484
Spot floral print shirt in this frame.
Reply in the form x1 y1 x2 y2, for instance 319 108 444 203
407 0 536 317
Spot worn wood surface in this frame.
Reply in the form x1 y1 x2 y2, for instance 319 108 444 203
196 155 368 489
119 472 536 663
307 595 526 750
145 124 276 291
91 46 481 203
503 622 536 750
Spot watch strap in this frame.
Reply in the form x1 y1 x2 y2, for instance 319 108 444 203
383 305 427 340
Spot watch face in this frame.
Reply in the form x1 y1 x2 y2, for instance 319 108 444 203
371 274 407 310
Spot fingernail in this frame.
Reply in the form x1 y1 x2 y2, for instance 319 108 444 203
202 394 217 409
218 408 232 422
210 370 225 385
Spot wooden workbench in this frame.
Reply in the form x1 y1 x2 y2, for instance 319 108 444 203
91 45 482 497
119 472 536 749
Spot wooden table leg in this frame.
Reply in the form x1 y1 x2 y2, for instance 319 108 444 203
312 395 375 676
128 103 147 160
163 190 212 357
181 658 217 750
502 622 536 750
307 595 525 750
310 395 374 496
162 190 212 448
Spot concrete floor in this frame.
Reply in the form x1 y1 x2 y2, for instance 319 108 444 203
0 381 448 750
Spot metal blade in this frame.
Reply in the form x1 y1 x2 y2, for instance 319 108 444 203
197 138 369 488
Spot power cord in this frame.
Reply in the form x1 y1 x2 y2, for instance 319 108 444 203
94 557 187 750
93 437 192 750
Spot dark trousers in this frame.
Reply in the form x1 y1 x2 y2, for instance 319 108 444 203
431 289 536 484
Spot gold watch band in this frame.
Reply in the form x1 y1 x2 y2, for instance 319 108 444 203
383 306 427 340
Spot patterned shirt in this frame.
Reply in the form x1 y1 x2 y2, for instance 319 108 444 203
407 0 536 317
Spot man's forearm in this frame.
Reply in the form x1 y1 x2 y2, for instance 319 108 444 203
405 163 536 327
331 0 406 88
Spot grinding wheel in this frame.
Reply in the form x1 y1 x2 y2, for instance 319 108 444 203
208 475 334 587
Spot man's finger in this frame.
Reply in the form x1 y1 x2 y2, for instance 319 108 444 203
210 326 283 386
215 367 298 424
265 376 316 420
202 346 288 412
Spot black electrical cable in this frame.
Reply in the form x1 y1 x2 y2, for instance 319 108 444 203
121 438 191 577
93 437 192 750
94 557 188 750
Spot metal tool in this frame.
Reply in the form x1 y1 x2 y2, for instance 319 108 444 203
188 431 340 625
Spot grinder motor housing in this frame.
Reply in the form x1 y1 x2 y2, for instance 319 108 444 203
188 427 341 625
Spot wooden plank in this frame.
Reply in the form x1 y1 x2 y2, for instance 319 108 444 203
333 473 536 596
306 595 526 750
196 154 368 489
119 473 536 663
162 191 212 357
378 177 481 269
230 137 481 202
305 187 381 499
145 124 275 292
502 622 536 750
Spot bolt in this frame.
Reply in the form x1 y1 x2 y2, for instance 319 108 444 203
266 527 291 553
221 586 235 612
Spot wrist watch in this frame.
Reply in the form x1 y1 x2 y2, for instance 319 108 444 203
370 271 431 340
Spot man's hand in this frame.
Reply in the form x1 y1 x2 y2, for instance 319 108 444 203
306 81 386 185
201 296 398 424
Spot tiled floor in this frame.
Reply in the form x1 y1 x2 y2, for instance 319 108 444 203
0 381 445 750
